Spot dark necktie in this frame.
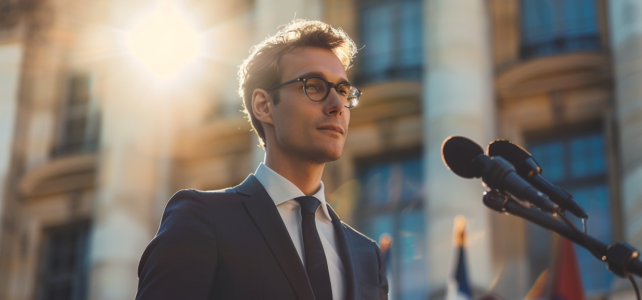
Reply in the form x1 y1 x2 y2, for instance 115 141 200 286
295 196 333 300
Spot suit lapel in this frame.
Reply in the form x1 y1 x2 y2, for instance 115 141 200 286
235 175 314 300
326 204 357 300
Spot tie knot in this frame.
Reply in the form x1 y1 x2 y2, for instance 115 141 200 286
295 196 321 215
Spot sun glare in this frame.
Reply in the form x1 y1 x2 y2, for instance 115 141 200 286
126 1 202 80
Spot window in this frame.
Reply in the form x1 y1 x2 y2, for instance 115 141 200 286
520 0 600 59
54 74 100 156
526 131 613 296
357 0 423 84
38 221 90 300
356 155 428 299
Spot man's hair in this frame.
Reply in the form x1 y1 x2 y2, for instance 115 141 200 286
237 19 358 148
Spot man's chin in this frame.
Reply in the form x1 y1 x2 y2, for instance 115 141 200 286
326 152 342 162
308 146 343 163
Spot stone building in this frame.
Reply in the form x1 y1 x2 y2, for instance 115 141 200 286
0 0 639 299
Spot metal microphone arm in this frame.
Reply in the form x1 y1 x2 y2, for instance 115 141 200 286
483 190 642 278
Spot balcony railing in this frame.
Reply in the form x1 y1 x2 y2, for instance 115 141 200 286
355 64 422 86
520 34 601 59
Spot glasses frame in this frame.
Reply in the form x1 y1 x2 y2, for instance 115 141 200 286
267 76 362 108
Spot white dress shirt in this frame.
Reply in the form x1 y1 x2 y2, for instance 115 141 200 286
254 163 346 300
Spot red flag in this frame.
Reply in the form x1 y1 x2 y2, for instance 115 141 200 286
550 237 586 300
524 236 585 300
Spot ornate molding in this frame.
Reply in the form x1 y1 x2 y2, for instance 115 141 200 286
18 153 97 198
351 81 422 125
496 53 612 100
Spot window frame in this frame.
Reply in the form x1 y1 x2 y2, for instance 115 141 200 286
518 0 603 59
36 220 91 300
356 0 423 85
53 73 100 157
353 147 427 300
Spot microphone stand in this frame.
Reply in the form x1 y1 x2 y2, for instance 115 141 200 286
482 190 642 278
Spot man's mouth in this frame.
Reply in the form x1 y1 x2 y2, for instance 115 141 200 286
317 124 345 135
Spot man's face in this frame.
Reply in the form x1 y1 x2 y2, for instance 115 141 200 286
270 47 351 163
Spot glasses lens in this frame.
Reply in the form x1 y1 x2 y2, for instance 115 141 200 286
304 78 328 101
338 84 360 108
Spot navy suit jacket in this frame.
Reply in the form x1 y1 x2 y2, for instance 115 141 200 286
136 175 389 300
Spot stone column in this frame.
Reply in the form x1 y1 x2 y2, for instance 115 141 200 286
0 45 23 299
86 56 169 299
609 1 642 255
0 43 23 251
83 0 186 297
422 0 496 297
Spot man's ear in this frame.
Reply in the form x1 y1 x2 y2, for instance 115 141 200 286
252 88 274 125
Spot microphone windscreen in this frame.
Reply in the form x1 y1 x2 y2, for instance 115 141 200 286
441 136 484 178
486 139 531 164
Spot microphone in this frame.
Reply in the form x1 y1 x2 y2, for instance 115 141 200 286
486 139 588 219
441 136 557 213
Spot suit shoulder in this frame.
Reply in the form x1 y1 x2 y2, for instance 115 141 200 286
173 187 237 196
197 187 238 194
169 187 239 202
157 187 242 233
163 187 243 216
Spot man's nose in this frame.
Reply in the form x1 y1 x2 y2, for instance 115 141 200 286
324 88 345 116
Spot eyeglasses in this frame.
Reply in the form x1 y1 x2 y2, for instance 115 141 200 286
267 76 362 108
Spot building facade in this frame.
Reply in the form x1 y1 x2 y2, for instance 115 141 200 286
0 0 640 299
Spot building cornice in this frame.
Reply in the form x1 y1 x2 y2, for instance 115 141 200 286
18 153 97 198
496 52 612 100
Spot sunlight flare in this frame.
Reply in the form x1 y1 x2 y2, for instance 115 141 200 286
126 1 202 80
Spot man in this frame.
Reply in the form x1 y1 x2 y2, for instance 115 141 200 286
136 19 388 300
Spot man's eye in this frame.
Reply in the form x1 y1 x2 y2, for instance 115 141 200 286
306 85 319 92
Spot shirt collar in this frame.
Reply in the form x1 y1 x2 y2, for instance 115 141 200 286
254 162 332 221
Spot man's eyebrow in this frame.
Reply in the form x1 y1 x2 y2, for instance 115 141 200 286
297 71 351 85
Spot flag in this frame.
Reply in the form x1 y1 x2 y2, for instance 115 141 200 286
446 215 474 300
524 235 586 300
550 237 586 300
